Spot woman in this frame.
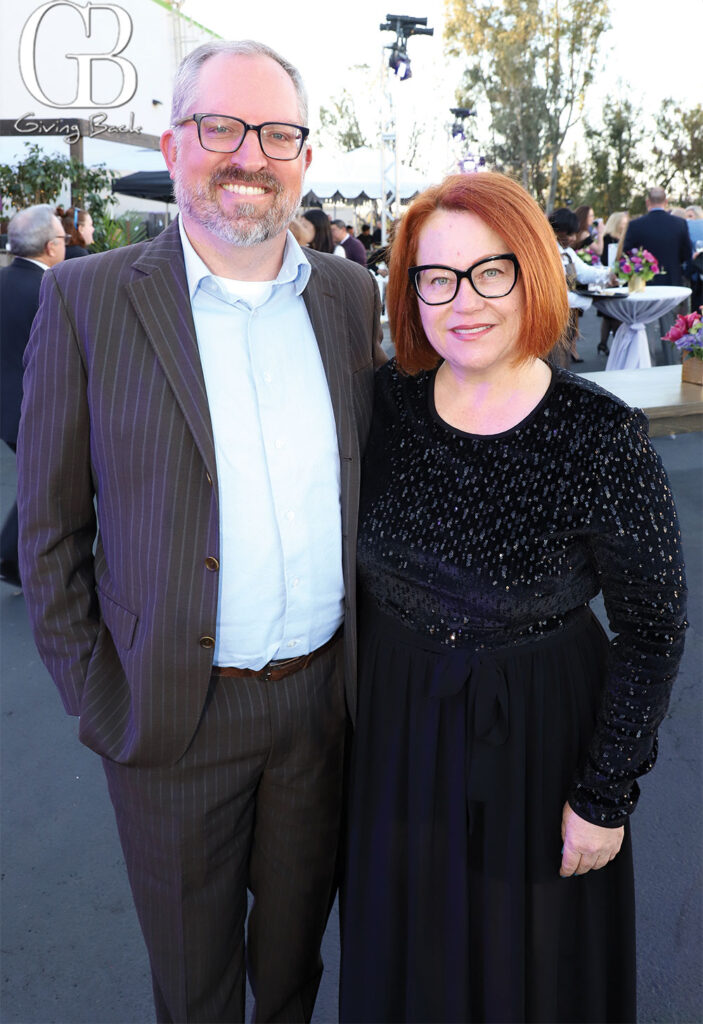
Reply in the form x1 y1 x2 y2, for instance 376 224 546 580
301 208 344 256
573 204 604 256
340 173 686 1024
599 210 630 355
288 214 315 247
58 206 94 258
548 207 610 362
602 209 629 264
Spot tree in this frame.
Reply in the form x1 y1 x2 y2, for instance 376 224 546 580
445 0 610 211
650 101 703 203
0 143 115 222
318 88 369 152
582 97 646 213
554 149 586 207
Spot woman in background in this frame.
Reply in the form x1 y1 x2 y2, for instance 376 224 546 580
302 208 344 256
340 172 686 1024
599 210 630 355
57 206 94 259
548 207 611 362
573 204 604 257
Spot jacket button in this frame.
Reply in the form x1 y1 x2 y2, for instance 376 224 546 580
205 556 219 571
199 635 215 649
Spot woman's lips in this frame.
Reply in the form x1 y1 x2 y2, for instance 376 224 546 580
449 323 494 338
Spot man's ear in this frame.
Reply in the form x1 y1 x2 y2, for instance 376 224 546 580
161 129 178 178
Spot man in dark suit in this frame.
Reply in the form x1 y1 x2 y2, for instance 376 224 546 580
0 205 66 587
622 186 692 364
18 39 382 1024
331 219 367 266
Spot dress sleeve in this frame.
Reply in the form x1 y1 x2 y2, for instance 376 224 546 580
568 409 687 827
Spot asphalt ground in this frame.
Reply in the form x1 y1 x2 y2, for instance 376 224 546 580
1 306 701 1023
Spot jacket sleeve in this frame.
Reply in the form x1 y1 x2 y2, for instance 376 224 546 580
17 269 99 715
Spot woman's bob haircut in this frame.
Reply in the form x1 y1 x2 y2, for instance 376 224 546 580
387 172 569 374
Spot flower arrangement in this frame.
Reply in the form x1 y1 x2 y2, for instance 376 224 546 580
579 248 601 266
663 308 703 361
616 247 660 283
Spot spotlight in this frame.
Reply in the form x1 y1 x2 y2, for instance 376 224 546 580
380 14 433 83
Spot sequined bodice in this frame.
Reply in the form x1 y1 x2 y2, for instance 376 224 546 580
358 360 687 824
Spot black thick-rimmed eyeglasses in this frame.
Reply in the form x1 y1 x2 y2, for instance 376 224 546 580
408 253 520 305
173 113 309 160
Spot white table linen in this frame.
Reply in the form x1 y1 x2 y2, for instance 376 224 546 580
590 286 692 370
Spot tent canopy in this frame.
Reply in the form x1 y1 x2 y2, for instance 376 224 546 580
111 148 426 207
304 146 425 202
112 170 174 204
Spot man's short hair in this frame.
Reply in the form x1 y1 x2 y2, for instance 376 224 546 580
647 187 667 206
8 205 57 258
171 39 309 126
330 219 346 230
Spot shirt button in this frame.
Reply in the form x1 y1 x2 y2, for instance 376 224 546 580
287 640 298 648
199 635 215 649
204 556 219 572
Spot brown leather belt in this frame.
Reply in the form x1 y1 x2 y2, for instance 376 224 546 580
211 626 343 682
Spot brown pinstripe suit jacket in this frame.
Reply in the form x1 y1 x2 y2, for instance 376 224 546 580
17 219 383 765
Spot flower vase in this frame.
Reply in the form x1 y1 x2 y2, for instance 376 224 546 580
681 356 703 385
627 274 646 294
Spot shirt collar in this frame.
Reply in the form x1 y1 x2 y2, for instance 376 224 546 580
177 216 311 300
15 256 48 271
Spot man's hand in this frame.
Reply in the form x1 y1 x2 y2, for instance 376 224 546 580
560 801 624 877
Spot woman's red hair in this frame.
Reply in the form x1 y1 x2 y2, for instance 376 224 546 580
387 172 569 373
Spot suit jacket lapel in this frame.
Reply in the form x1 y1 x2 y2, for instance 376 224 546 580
302 253 359 552
302 254 354 462
126 221 218 489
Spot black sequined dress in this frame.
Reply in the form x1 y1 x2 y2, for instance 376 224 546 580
340 360 686 1024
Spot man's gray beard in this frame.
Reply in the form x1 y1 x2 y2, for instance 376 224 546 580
172 167 302 247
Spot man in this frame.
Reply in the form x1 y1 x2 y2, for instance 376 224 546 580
330 218 367 266
622 186 692 364
0 205 66 587
358 223 373 250
18 39 382 1024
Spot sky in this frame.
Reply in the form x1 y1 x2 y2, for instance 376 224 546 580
178 0 702 179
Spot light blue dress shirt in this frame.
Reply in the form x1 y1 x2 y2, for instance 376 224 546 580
178 219 344 668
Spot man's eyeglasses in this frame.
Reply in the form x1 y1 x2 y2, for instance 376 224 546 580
51 235 72 244
408 253 520 305
173 114 309 160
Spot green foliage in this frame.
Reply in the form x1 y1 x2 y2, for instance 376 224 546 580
582 97 646 213
318 88 369 152
445 0 610 210
554 152 586 207
0 142 115 218
90 212 148 252
651 101 703 203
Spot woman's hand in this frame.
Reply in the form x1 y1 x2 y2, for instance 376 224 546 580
560 801 624 877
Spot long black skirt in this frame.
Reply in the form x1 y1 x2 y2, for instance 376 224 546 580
340 603 636 1023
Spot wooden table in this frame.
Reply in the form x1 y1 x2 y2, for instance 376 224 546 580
580 365 703 436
